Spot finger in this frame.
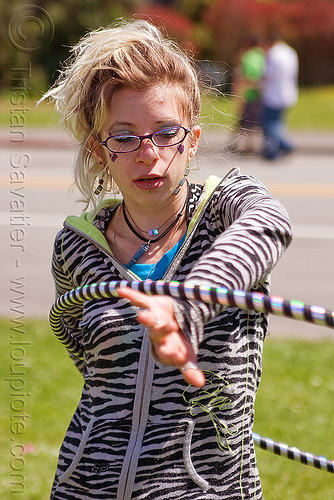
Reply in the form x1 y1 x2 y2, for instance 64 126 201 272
154 343 205 388
118 288 178 333
179 362 206 388
117 287 152 309
117 288 162 328
137 308 162 329
141 308 178 332
117 286 205 387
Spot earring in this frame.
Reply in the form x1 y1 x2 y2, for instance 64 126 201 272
94 164 108 195
94 176 104 195
173 164 190 195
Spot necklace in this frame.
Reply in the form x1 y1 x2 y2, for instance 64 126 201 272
124 202 184 237
122 197 187 267
144 211 184 280
122 202 184 243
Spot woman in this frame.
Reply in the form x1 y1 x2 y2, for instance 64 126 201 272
44 19 292 499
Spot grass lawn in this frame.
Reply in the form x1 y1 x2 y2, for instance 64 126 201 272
288 85 334 130
255 337 334 500
1 85 334 131
200 85 334 130
1 317 333 499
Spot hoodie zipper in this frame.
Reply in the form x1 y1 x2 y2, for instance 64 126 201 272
61 176 225 499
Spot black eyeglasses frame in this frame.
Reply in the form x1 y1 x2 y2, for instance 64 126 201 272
100 126 191 154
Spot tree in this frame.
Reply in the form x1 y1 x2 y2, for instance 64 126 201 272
133 4 199 54
2 0 142 94
3 0 334 93
202 0 334 85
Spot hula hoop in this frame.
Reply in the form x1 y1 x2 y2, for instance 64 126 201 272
49 279 334 473
253 433 334 473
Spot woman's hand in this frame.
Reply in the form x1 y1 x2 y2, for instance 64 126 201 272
117 287 205 387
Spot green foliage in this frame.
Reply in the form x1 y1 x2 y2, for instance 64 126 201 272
2 0 139 94
1 317 333 498
2 0 334 94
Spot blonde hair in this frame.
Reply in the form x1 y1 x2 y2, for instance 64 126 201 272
41 19 202 208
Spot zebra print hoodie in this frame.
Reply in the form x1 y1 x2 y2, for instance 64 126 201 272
50 168 292 499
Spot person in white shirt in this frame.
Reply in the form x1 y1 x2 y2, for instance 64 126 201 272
261 37 299 160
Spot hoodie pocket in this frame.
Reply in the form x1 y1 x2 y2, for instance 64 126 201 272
181 418 210 491
58 418 132 489
58 418 95 483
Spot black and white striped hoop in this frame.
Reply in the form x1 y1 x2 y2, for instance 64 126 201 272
49 279 334 473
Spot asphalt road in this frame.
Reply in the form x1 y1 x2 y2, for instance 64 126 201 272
1 135 334 340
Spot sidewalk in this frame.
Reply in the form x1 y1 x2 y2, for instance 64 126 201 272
0 127 76 149
0 127 333 154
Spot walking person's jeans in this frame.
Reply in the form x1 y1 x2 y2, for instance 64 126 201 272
261 105 294 160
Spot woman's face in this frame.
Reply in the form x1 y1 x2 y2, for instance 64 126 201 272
98 84 200 209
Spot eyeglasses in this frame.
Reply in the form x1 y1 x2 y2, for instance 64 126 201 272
100 126 190 154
